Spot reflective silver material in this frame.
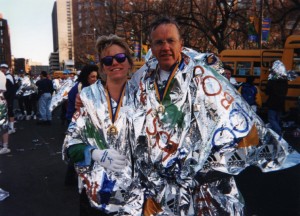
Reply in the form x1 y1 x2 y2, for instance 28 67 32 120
52 78 61 91
63 80 144 215
0 91 8 135
134 49 300 215
268 60 298 81
16 76 37 97
49 78 74 112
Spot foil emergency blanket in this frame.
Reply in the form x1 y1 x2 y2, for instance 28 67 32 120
50 78 74 112
63 80 144 215
16 76 37 97
133 49 300 215
268 60 298 81
0 92 8 135
52 78 61 91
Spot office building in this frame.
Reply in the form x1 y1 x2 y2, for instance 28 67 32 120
0 14 12 68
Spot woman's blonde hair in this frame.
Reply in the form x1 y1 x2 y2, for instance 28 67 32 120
96 34 133 71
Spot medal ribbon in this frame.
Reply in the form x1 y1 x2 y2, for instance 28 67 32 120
154 55 182 102
105 83 126 124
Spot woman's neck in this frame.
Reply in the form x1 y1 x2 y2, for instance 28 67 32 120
106 79 126 101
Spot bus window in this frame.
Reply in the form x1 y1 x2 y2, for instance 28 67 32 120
253 62 261 76
293 59 300 72
222 61 234 68
236 62 251 75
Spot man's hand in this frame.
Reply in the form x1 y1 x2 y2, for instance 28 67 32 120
92 149 126 172
75 93 83 110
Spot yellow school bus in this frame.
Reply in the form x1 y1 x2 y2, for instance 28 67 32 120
52 70 77 79
219 35 300 112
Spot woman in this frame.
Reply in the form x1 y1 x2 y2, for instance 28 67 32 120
66 64 99 124
63 35 143 215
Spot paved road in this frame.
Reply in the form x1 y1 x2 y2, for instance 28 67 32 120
0 107 299 216
0 108 78 216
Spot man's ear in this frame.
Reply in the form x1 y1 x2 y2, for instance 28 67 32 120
180 39 184 51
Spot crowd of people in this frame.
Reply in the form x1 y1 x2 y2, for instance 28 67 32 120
0 16 299 215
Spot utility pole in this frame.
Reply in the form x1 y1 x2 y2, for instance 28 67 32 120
259 0 263 49
133 13 143 61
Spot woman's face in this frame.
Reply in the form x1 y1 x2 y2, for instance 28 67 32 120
87 71 98 85
101 44 131 82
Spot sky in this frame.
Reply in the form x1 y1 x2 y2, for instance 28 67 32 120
0 0 55 65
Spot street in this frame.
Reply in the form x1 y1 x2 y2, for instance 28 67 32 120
0 108 78 216
0 107 299 216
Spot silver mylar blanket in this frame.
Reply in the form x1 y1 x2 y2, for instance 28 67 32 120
16 76 37 97
49 78 75 112
0 92 8 135
63 80 144 215
63 47 300 216
133 47 300 215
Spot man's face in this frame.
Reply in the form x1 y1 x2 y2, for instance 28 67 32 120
150 24 183 71
224 69 232 80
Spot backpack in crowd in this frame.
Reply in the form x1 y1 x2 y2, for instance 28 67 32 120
240 83 257 106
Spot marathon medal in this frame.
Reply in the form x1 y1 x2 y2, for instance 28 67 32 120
157 104 165 114
154 57 181 114
107 125 118 136
105 84 126 136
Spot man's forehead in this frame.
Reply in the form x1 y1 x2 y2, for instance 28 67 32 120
151 24 180 38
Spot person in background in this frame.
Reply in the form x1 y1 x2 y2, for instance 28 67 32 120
64 64 99 187
0 71 10 155
238 76 262 113
66 64 99 124
266 60 289 136
63 34 143 215
36 71 54 125
30 74 39 120
0 64 17 134
223 64 239 88
15 72 36 120
60 72 71 125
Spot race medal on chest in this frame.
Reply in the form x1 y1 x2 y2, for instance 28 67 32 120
157 104 165 114
107 125 118 136
105 84 126 137
154 58 181 116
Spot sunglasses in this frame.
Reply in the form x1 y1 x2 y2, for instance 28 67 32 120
101 53 127 66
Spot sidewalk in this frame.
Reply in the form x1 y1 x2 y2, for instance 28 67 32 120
0 108 79 216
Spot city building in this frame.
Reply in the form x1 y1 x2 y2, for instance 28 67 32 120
49 52 60 73
30 65 50 76
52 0 75 72
0 14 12 68
14 58 27 74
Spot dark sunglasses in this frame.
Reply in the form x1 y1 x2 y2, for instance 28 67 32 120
101 53 127 66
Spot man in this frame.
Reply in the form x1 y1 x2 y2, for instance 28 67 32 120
0 70 10 154
238 76 262 113
266 60 289 135
36 71 54 125
0 64 16 134
134 17 300 215
223 64 239 88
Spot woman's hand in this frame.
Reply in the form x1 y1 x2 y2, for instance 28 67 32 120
92 149 126 172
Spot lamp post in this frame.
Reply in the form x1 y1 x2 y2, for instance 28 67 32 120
137 13 143 61
93 28 96 41
131 12 143 61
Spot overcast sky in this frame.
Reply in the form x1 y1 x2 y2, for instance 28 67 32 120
0 0 55 65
